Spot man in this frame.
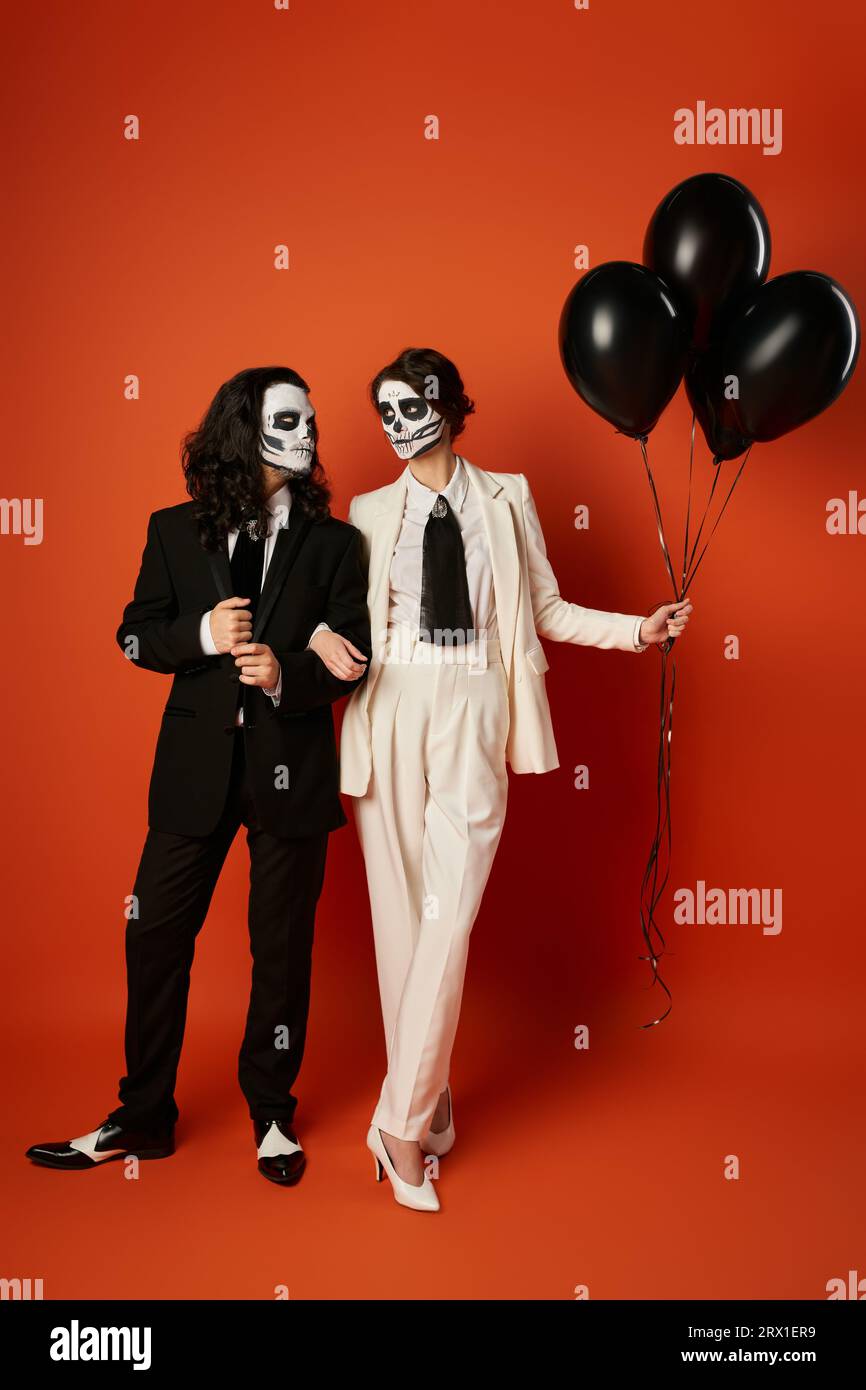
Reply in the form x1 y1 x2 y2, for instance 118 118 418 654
25 366 369 1184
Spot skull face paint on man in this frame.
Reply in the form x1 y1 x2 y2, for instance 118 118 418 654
260 382 316 474
376 379 446 461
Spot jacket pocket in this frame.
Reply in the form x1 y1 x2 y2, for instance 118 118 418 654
525 643 549 676
163 704 196 718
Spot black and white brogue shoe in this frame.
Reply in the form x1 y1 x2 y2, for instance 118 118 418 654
25 1118 175 1170
253 1118 306 1186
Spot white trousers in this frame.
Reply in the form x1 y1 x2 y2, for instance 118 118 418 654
353 636 510 1139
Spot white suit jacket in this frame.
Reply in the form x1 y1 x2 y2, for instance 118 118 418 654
339 458 647 796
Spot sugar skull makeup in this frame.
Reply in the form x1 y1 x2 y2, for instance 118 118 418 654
376 379 446 461
260 383 316 474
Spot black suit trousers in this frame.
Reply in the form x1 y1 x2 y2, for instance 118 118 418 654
108 732 328 1130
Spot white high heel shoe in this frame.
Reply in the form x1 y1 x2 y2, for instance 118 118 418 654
366 1126 440 1212
421 1085 455 1157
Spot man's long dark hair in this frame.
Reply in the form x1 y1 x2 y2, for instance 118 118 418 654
182 366 331 550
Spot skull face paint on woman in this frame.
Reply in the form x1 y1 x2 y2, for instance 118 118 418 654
260 382 316 474
376 379 446 461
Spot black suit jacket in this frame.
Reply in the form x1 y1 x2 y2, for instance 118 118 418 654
117 501 371 838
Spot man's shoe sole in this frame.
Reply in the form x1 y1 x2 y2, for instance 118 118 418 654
25 1144 175 1170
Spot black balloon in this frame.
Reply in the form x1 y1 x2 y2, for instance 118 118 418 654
644 173 771 349
710 271 859 446
559 261 690 437
686 344 752 462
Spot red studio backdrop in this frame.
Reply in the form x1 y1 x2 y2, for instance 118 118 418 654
1 0 864 1301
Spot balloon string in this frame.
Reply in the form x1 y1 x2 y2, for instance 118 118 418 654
633 434 750 1028
638 645 676 1027
646 653 674 954
684 446 752 591
636 438 680 1026
684 457 723 580
639 436 680 601
681 411 696 594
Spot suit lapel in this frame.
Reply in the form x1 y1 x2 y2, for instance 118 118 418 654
368 474 408 680
461 458 519 678
205 544 233 603
254 512 312 641
203 511 312 637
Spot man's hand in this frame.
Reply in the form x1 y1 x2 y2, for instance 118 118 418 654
639 597 694 646
309 629 368 681
209 597 252 654
232 642 281 688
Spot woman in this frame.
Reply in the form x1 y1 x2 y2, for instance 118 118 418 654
309 348 692 1211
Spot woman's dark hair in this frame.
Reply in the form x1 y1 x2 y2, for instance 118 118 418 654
369 347 475 440
182 365 331 549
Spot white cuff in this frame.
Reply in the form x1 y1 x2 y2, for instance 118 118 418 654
263 666 282 706
633 614 648 651
307 621 330 650
200 611 219 656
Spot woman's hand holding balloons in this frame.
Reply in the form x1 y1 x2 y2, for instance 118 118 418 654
639 599 693 647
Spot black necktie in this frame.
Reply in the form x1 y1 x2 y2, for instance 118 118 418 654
230 524 265 625
229 525 265 715
419 495 474 645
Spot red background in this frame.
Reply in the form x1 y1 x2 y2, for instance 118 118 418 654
2 0 864 1299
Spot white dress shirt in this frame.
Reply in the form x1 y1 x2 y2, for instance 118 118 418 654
199 483 326 721
388 456 498 640
386 457 645 651
321 458 647 669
